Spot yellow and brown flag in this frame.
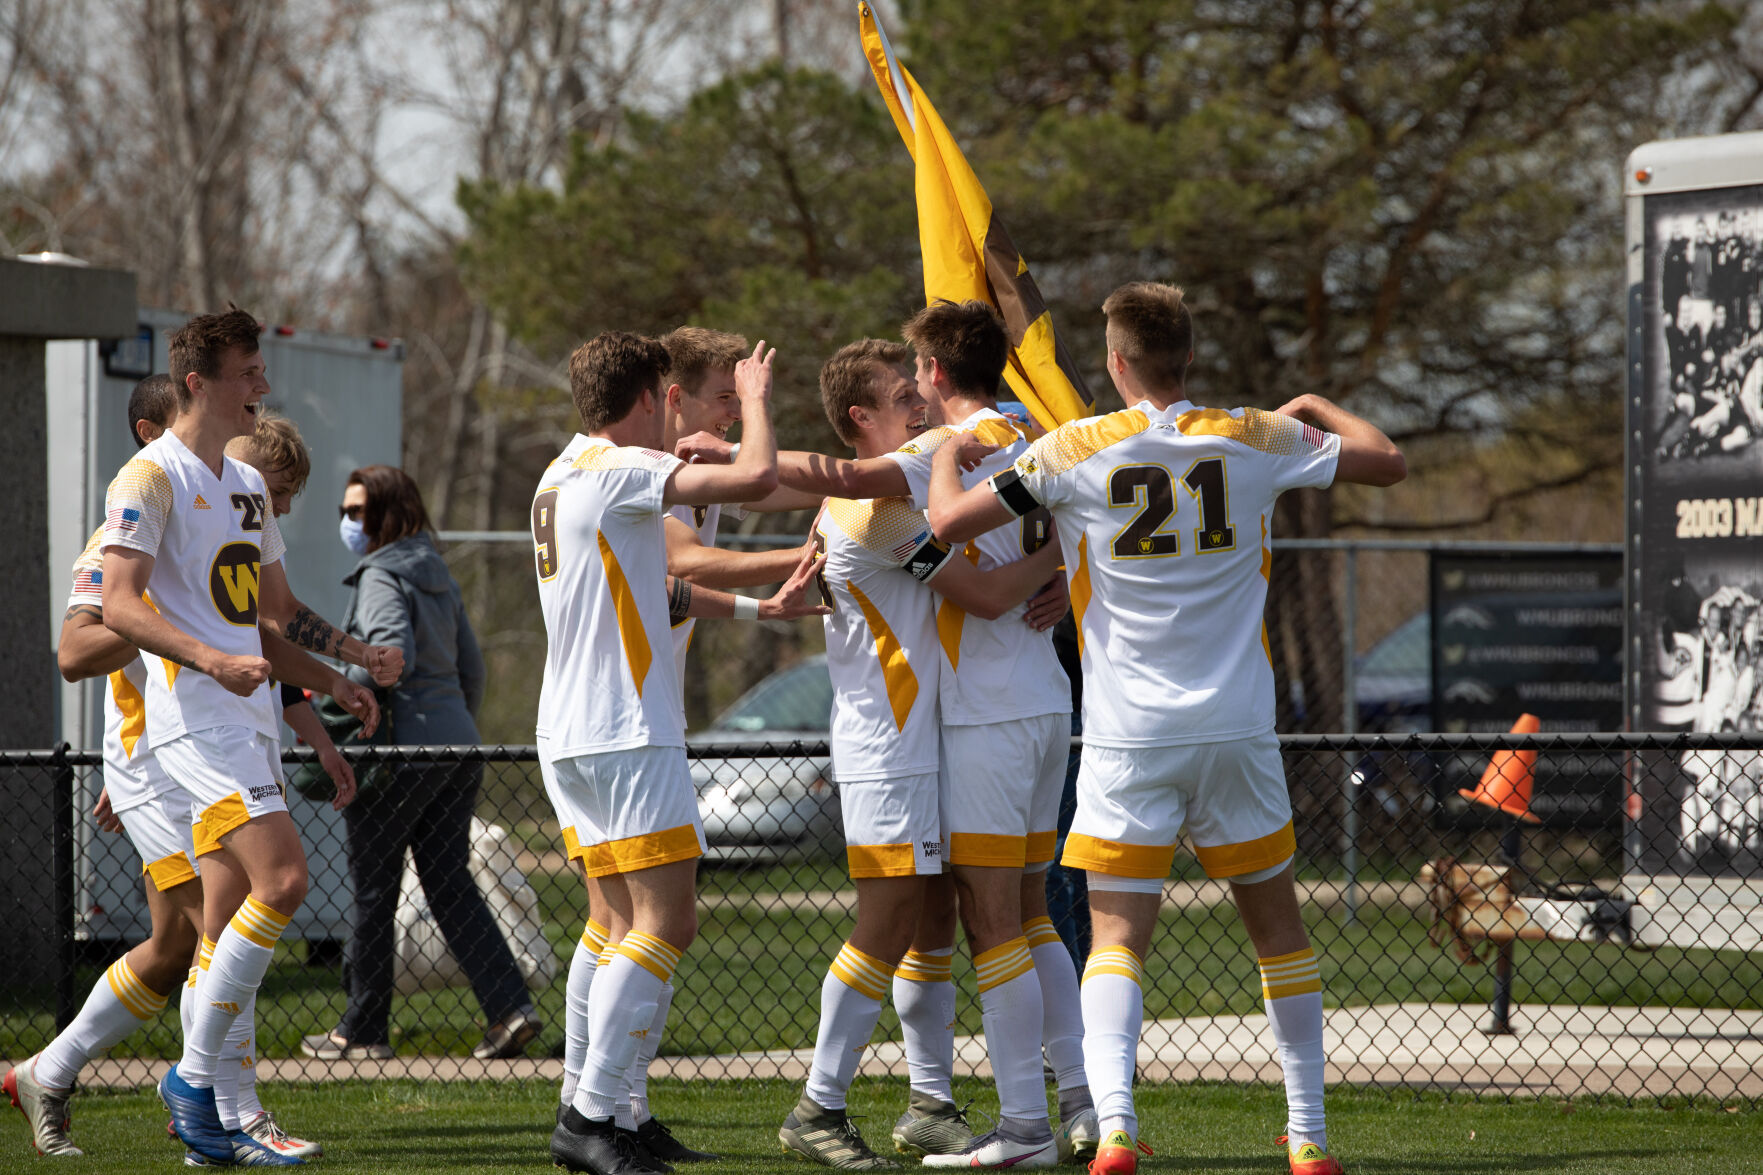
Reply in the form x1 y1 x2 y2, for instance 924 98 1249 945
858 2 1094 433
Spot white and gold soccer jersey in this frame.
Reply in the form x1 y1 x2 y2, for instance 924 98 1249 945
68 527 197 892
990 398 1339 881
100 432 286 745
883 407 1070 726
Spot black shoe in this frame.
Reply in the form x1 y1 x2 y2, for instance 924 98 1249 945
550 1108 651 1175
636 1116 719 1163
620 1126 675 1173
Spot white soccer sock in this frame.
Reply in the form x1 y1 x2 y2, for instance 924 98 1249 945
180 957 203 1044
35 956 169 1089
1024 917 1087 1095
1081 946 1143 1140
213 991 257 1130
560 920 608 1108
626 981 672 1124
181 897 290 1088
570 931 682 1123
893 947 956 1102
974 937 1046 1126
803 942 893 1112
1261 947 1326 1154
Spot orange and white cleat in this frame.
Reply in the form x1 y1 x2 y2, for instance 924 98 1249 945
1087 1131 1152 1175
1278 1135 1344 1175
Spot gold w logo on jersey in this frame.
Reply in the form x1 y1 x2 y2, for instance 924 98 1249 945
209 542 262 626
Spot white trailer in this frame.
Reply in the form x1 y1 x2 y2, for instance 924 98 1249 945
45 309 403 946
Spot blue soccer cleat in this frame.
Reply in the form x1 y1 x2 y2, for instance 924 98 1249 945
181 1130 307 1167
158 1064 232 1163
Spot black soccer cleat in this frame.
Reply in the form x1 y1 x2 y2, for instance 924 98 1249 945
550 1108 655 1175
636 1116 719 1163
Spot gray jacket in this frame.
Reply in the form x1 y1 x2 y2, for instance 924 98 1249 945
342 532 484 747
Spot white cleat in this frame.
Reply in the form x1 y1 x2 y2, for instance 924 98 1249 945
243 1110 323 1159
1056 1108 1100 1163
4 1056 81 1157
921 1129 1057 1170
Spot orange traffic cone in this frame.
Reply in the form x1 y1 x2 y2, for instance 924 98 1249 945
1459 713 1542 822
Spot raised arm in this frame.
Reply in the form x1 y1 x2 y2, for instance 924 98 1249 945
926 433 1017 544
777 451 909 500
665 514 808 589
1275 394 1406 487
58 605 139 682
665 342 780 506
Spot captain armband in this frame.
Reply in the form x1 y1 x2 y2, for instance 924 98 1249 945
667 576 692 622
990 469 1042 518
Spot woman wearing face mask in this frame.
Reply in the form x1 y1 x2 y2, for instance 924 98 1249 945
302 465 542 1061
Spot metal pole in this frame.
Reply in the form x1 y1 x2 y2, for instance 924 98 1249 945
53 743 77 1030
1484 820 1524 1035
1342 546 1359 926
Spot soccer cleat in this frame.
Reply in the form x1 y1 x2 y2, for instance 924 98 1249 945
921 1128 1058 1170
551 1106 654 1175
779 1094 900 1169
244 1110 323 1159
181 1129 306 1166
1278 1136 1345 1175
636 1115 719 1162
890 1091 973 1157
299 1030 394 1060
1087 1131 1152 1175
4 1055 82 1157
1056 1108 1101 1163
159 1063 233 1163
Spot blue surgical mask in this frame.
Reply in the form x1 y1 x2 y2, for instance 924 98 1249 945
339 515 370 556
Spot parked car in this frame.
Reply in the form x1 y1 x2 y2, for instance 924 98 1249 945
1356 610 1431 733
688 655 839 861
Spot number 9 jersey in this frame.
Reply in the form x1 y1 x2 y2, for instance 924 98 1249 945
989 398 1338 748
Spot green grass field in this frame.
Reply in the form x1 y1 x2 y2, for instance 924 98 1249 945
14 1077 1758 1173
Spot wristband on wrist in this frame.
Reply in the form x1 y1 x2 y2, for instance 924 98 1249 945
733 595 760 621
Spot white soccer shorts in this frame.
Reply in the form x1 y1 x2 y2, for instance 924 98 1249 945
115 789 201 892
940 713 1067 869
839 772 943 878
155 726 287 857
544 745 705 877
1063 731 1295 881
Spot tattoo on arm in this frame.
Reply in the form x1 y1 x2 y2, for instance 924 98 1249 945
64 604 103 621
165 650 200 671
284 607 342 656
668 576 693 623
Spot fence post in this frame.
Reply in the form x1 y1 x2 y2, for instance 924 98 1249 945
53 743 77 1031
1341 546 1360 926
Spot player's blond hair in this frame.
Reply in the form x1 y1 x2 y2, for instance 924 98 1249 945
820 339 913 446
1102 282 1192 389
225 412 311 495
661 327 749 397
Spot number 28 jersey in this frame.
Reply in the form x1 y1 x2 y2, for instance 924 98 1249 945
532 434 686 758
990 399 1338 748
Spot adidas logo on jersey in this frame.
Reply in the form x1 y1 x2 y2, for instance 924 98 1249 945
193 494 212 509
210 1000 241 1015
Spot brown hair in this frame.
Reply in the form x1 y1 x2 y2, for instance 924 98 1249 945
127 373 178 449
167 306 262 407
225 413 312 496
900 299 1007 396
660 326 748 398
347 465 432 549
1101 282 1192 389
568 331 671 432
820 339 913 446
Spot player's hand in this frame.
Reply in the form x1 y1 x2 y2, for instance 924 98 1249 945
93 787 123 833
676 430 736 464
1023 574 1070 632
734 340 776 405
331 675 381 740
319 746 358 810
210 653 272 697
1274 394 1320 422
760 544 833 620
948 432 1000 472
363 644 404 686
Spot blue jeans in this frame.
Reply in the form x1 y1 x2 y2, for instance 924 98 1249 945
1044 714 1091 969
336 761 528 1044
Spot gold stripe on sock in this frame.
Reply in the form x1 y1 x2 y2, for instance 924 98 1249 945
974 937 1035 993
582 920 609 953
1260 947 1322 1000
895 949 953 984
185 965 199 990
1082 946 1143 986
617 931 684 982
829 943 895 1001
1022 916 1063 949
197 937 216 971
106 959 163 1019
229 896 293 950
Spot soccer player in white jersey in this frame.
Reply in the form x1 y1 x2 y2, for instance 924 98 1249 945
538 332 827 1175
732 302 1090 1167
7 377 370 1163
926 283 1406 1175
99 309 405 1165
776 338 1069 1171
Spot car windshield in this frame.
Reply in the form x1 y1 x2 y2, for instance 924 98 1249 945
708 656 834 732
1359 612 1429 678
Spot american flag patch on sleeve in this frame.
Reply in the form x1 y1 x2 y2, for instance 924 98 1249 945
892 532 928 561
106 506 142 533
1301 423 1327 449
74 568 102 593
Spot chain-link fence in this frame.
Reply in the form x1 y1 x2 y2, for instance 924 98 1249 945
5 733 1761 1105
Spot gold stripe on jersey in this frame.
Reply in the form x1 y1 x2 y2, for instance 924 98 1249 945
846 842 918 878
1025 829 1058 864
578 823 702 878
197 791 253 849
1020 409 1149 479
143 849 197 892
1259 515 1273 666
107 457 175 529
596 531 654 698
1069 535 1093 658
935 543 981 670
824 496 932 555
1193 820 1295 880
949 831 1028 867
1061 833 1176 879
896 416 1023 459
571 445 673 473
847 580 919 732
111 669 147 759
1176 405 1305 454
